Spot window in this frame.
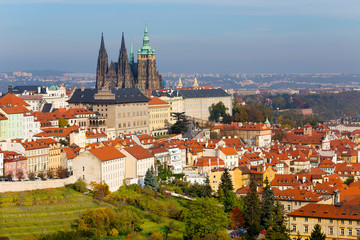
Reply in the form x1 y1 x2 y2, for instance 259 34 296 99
288 205 291 211
341 220 344 224
292 225 296 232
304 226 308 233
329 227 333 235
349 229 352 236
330 219 333 223
341 228 344 235
292 217 296 221
305 217 308 222
357 229 360 236
349 220 352 225
83 166 85 171
318 218 321 223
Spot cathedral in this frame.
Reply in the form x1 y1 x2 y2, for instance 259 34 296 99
96 23 163 90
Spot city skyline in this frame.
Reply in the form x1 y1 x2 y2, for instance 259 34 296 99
1 0 360 74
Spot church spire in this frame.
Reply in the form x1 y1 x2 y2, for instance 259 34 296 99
177 77 183 89
193 77 199 88
130 39 134 65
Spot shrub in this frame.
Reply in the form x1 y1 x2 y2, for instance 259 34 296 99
74 178 87 193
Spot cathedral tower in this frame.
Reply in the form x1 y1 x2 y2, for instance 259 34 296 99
118 32 135 88
137 22 162 90
96 33 109 89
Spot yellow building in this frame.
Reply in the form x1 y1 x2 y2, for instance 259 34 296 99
209 167 244 192
148 96 170 132
288 203 360 240
263 166 276 186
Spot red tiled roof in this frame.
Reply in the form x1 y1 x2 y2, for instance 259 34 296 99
148 96 169 106
63 147 77 159
124 145 154 160
89 146 126 161
195 157 225 167
0 93 30 107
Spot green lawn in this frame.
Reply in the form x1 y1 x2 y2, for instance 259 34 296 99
0 188 189 240
0 187 112 240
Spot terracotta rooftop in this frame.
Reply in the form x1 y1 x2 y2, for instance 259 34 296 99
89 146 126 162
124 145 154 160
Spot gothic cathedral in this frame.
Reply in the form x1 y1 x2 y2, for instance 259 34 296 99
96 23 163 90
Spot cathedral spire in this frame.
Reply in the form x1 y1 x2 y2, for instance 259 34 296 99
130 39 134 65
138 21 155 55
100 32 106 52
120 32 126 51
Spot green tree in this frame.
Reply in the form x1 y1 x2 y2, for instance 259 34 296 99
243 180 262 240
184 198 229 240
170 112 189 134
223 191 236 213
344 176 355 186
74 177 87 193
265 201 290 240
309 224 326 240
262 177 275 229
116 207 142 234
144 167 158 191
200 176 212 198
222 113 233 124
218 168 234 195
210 102 228 122
58 118 69 128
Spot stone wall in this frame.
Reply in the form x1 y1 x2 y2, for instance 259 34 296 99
0 176 76 193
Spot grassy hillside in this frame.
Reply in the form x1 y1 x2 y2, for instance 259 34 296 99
0 187 188 240
0 188 111 239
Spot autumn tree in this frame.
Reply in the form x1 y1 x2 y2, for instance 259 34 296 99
229 207 245 230
58 118 69 128
90 181 110 204
16 169 25 181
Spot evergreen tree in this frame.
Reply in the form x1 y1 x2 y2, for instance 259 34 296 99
224 191 236 213
218 168 234 195
200 176 212 198
144 168 158 191
266 201 290 240
309 224 326 240
243 180 262 240
170 112 189 134
262 177 275 229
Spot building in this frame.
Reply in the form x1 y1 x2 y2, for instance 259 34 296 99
288 203 360 240
177 88 232 121
72 146 126 192
148 96 170 132
121 145 155 180
68 87 150 136
3 151 27 180
96 24 162 90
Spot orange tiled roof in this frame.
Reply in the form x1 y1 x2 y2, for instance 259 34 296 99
288 203 360 220
195 157 225 167
124 145 154 160
63 147 77 159
148 96 169 106
89 146 125 161
220 147 238 156
0 93 30 107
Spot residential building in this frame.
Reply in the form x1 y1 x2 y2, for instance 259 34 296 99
121 145 155 179
72 146 126 192
148 96 170 132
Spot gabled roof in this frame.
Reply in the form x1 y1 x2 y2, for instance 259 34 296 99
63 147 77 159
148 96 169 106
220 147 238 156
0 93 30 107
124 145 154 160
195 157 225 167
89 146 125 162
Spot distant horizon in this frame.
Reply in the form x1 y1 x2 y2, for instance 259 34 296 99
1 1 360 73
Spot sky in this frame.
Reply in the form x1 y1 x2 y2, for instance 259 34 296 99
0 0 360 74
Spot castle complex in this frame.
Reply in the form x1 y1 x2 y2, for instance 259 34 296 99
96 23 163 90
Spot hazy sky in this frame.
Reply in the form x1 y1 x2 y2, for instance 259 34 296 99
0 0 360 74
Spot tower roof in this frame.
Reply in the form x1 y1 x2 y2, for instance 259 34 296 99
98 32 108 57
177 77 183 88
192 77 199 88
138 21 155 55
120 32 126 51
